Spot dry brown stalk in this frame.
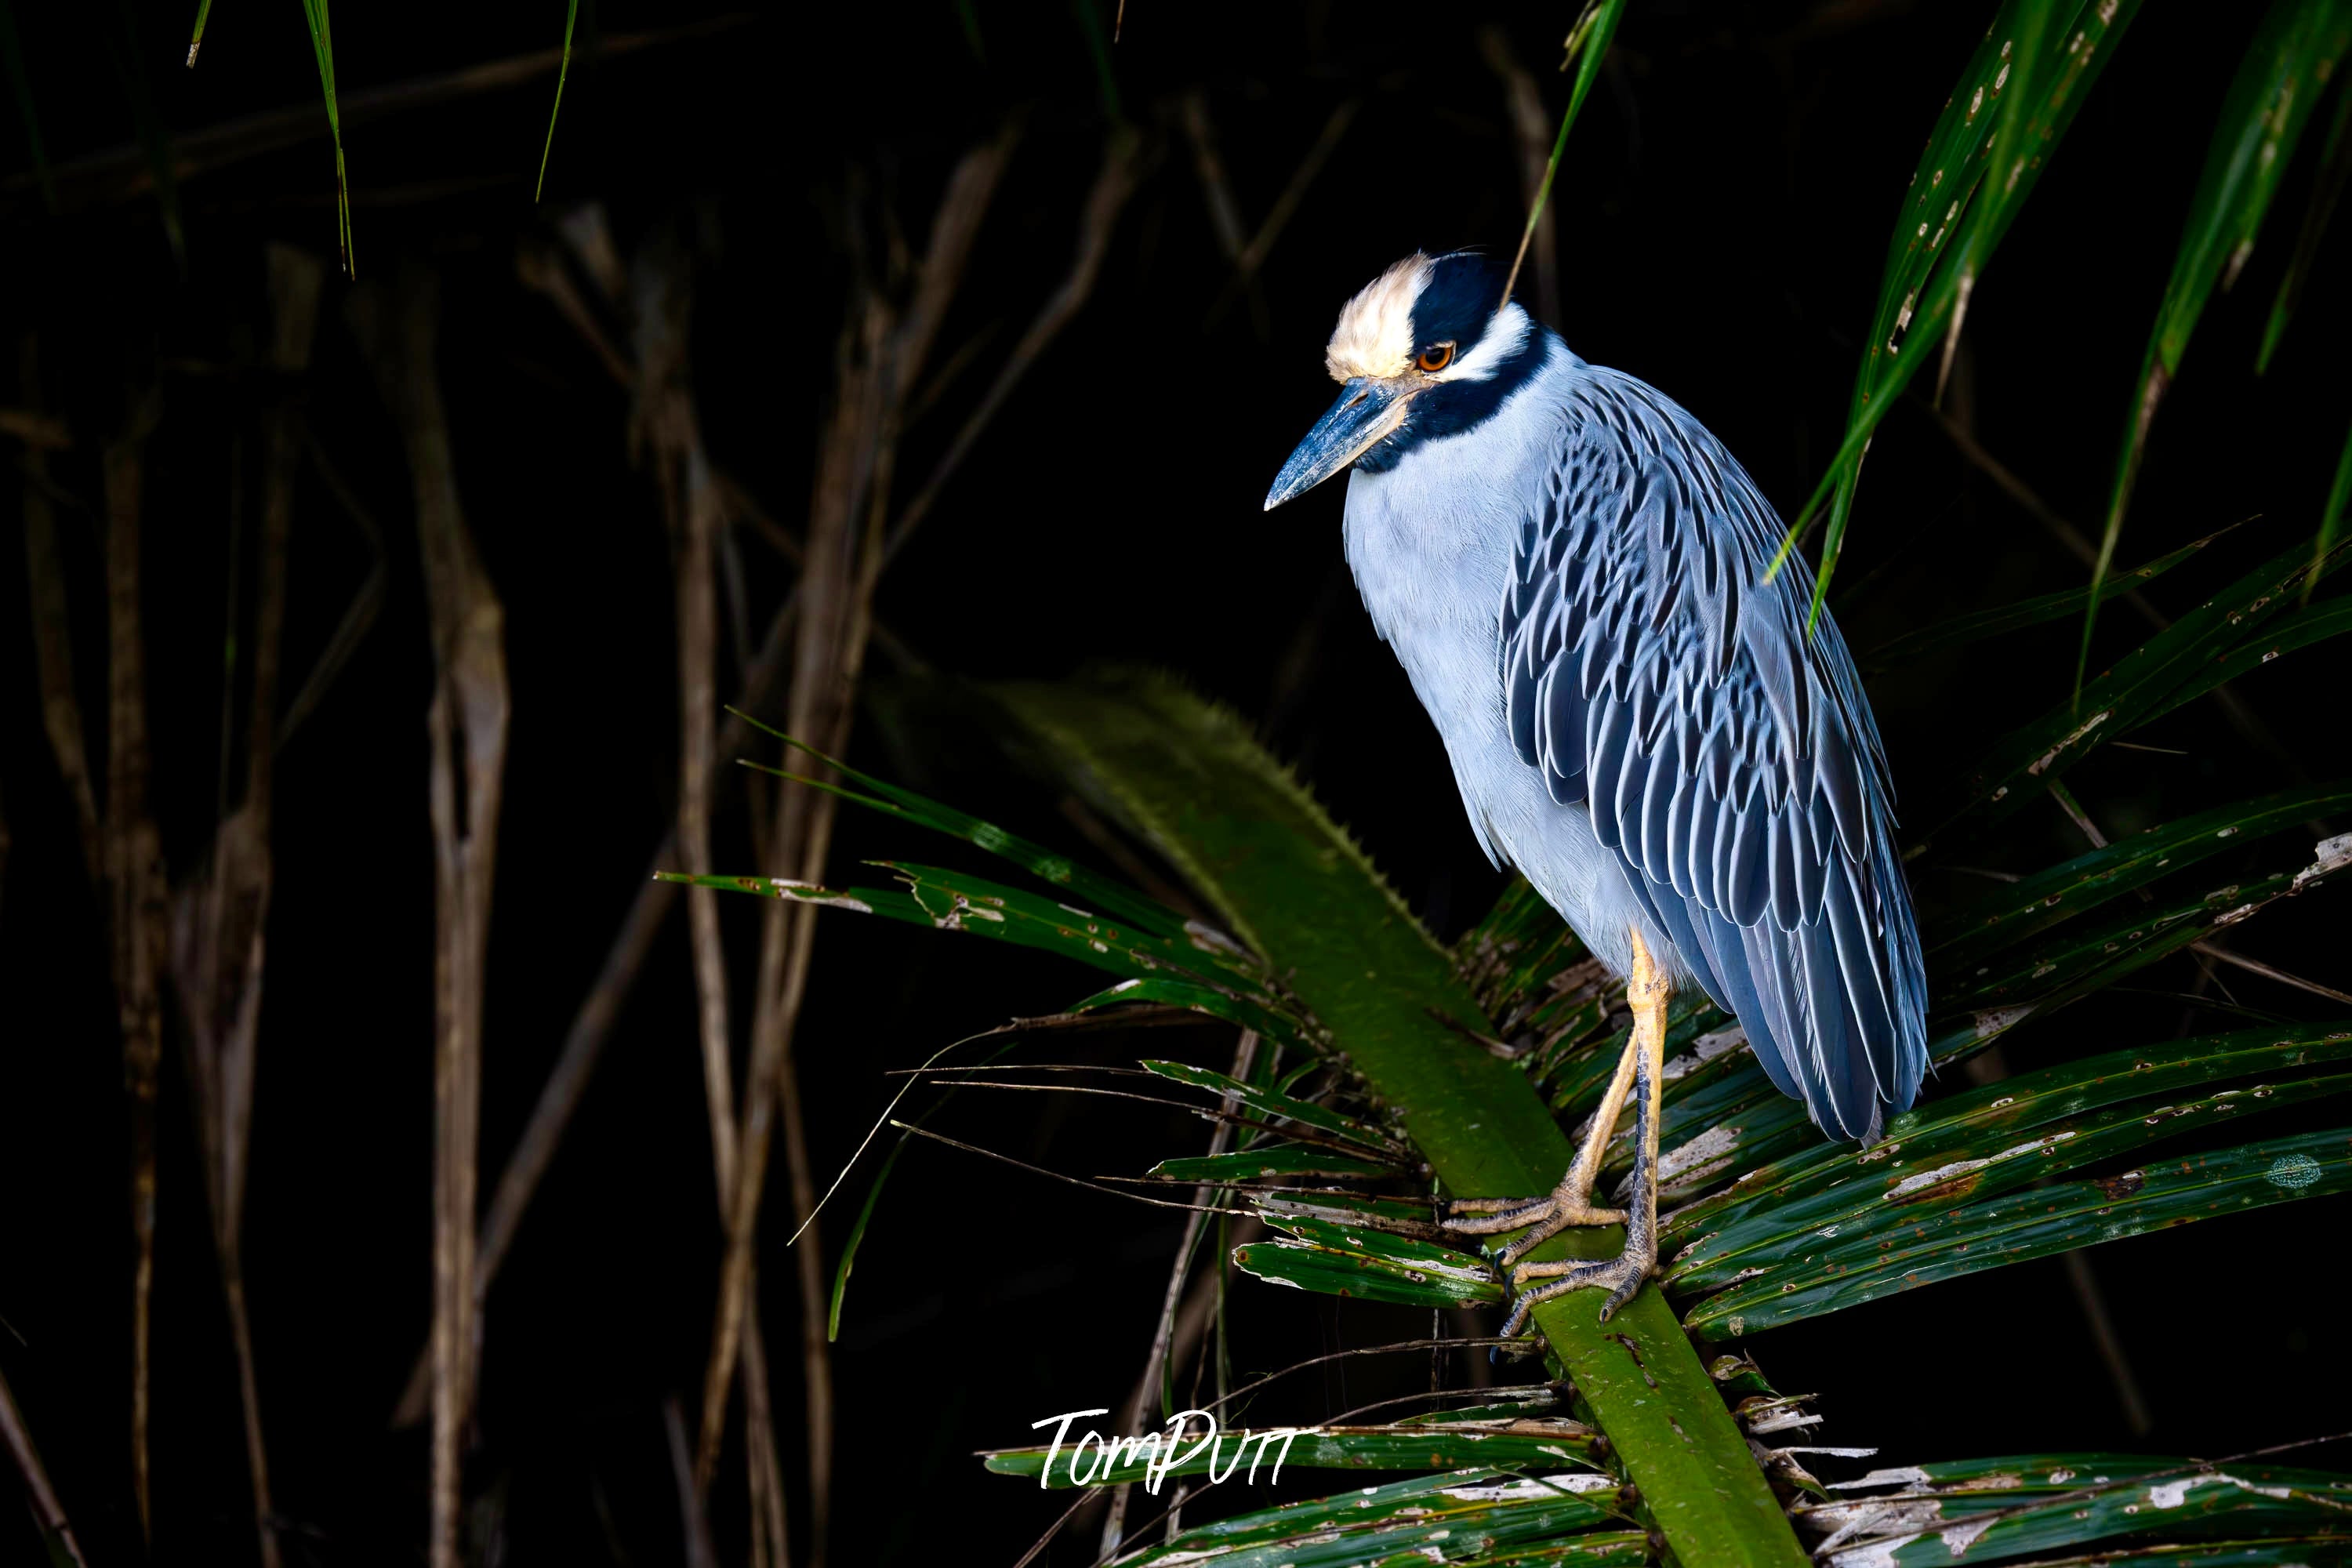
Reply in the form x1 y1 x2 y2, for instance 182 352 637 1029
880 130 1141 572
16 343 100 887
390 592 803 1432
1098 1029 1258 1557
15 338 165 1557
351 267 512 1568
100 385 169 1546
744 1312 791 1568
630 219 800 1565
694 127 1025 1554
277 427 390 751
1075 1210 1261 1556
1178 93 1269 339
698 280 889 1547
666 1398 720 1568
0 1365 87 1568
633 228 743 1229
165 243 324 1568
0 404 71 446
1479 27 1562 328
1200 100 1357 330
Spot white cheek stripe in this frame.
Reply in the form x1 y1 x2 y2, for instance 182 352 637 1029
1432 301 1532 384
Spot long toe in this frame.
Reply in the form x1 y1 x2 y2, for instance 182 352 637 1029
1493 1211 1577 1270
1443 1196 1556 1235
1596 1268 1646 1323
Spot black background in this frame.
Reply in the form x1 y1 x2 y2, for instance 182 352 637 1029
3 2 2349 1563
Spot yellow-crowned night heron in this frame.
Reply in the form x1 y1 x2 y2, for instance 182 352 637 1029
1265 251 1927 1331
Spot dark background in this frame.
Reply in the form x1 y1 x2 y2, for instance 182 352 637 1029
3 2 2348 1563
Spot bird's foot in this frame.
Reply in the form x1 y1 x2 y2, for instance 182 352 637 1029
1443 1179 1627 1271
1497 1236 1657 1336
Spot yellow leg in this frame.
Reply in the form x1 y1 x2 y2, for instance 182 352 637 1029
1443 1029 1634 1263
1456 927 1671 1334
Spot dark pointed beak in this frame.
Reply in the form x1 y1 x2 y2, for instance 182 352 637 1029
1264 377 1415 510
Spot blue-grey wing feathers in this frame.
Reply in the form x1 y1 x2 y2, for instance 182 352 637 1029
1499 369 1928 1139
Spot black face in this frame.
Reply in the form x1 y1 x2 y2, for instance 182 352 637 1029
1408 250 1511 365
1357 250 1552 473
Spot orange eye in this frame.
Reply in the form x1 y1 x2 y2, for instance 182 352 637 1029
1417 343 1455 372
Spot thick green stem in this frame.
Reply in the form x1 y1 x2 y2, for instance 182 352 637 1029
996 674 1807 1568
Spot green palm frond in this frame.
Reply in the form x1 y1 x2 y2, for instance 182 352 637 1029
1800 1456 2352 1565
1784 0 2141 611
2085 0 2352 681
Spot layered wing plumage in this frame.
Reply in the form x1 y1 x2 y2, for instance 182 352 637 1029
1499 368 1927 1138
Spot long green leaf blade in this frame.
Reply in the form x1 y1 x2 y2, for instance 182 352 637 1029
1233 1214 1504 1308
1929 780 2352 966
1927 525 2352 843
1865 522 2240 668
1501 0 1628 307
1683 1123 2352 1338
535 0 579 201
1149 1147 1397 1181
1791 0 2142 612
732 715 1193 938
296 0 351 274
1663 1021 2352 1254
2256 66 2352 371
2081 0 2352 684
1140 1058 1403 1155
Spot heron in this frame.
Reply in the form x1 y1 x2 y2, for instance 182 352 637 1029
1264 250 1927 1333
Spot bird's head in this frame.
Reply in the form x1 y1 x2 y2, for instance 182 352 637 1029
1265 249 1541 510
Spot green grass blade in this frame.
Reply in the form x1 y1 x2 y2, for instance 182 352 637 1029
826 1135 903 1341
296 0 352 274
1071 978 1320 1056
994 670 1809 1568
1139 1058 1403 1154
730 713 1193 938
185 0 213 65
1501 0 1628 308
535 0 579 201
1928 780 2352 966
1924 524 2352 844
657 865 1327 1062
2137 586 2352 720
1866 521 2241 668
1941 859 2306 1016
1787 0 2142 611
983 1421 1606 1488
2256 67 2352 372
2080 0 2352 688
